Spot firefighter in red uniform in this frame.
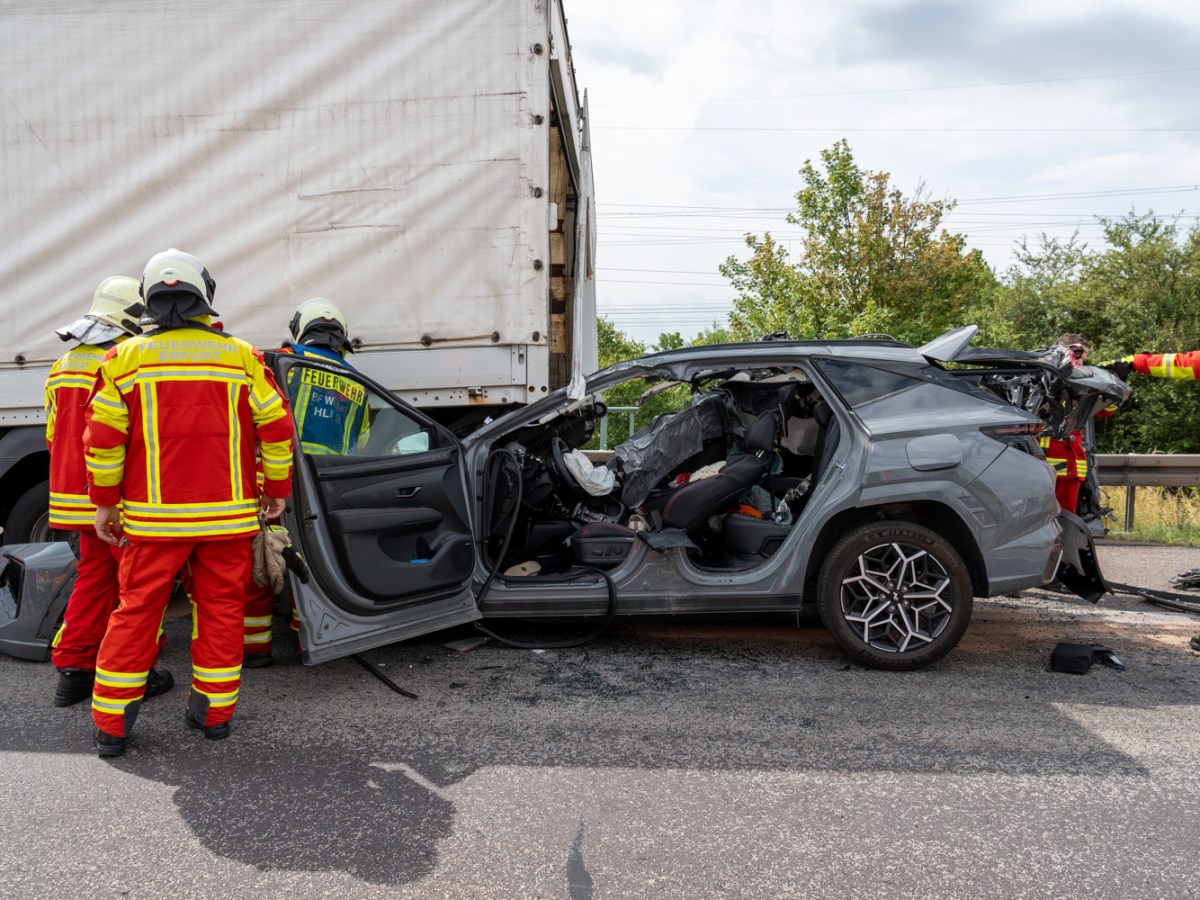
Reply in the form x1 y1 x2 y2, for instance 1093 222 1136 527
1102 350 1200 652
85 249 293 757
1038 334 1115 513
46 276 174 706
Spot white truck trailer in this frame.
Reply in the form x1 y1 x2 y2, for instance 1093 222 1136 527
0 0 597 543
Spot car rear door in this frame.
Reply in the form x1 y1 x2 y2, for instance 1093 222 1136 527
271 352 480 664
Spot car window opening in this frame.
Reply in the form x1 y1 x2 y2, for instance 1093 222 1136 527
481 366 837 578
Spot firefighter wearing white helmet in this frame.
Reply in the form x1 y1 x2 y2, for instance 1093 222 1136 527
280 298 365 455
241 298 367 668
46 275 175 709
139 247 219 329
85 249 293 756
287 297 354 356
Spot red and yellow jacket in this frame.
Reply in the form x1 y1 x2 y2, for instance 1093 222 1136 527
84 325 294 541
45 343 113 529
1126 351 1200 380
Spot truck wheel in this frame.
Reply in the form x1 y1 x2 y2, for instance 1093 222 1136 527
3 479 52 544
817 521 972 671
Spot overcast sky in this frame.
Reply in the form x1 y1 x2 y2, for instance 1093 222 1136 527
563 0 1200 344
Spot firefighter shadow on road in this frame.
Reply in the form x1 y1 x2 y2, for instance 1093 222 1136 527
117 732 452 885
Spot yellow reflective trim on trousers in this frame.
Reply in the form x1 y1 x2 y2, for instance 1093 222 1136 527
244 632 272 645
244 615 273 627
92 697 140 714
96 672 149 688
193 665 242 681
96 667 149 684
193 687 239 706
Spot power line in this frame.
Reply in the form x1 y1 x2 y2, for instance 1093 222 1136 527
598 185 1200 212
597 125 1200 133
589 66 1200 106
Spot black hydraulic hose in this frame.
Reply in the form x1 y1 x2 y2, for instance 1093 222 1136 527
473 447 619 649
1105 580 1200 617
352 653 419 699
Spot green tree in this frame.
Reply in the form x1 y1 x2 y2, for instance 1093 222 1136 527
591 317 688 448
971 233 1090 349
653 331 686 352
719 233 810 340
691 322 737 345
721 140 996 343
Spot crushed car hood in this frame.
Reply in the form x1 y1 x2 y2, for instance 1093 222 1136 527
920 327 1132 436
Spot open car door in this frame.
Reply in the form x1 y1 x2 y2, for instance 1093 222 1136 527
271 353 481 664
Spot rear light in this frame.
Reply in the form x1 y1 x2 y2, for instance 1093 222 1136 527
981 423 1044 457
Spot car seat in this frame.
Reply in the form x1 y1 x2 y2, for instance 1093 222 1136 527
659 410 779 536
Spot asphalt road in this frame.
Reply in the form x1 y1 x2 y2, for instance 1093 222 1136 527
2 541 1199 899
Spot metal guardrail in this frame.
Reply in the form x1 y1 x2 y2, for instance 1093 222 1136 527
597 406 638 450
1095 454 1200 531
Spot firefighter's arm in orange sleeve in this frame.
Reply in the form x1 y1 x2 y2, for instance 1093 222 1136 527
247 349 294 498
44 371 57 451
1128 351 1200 380
83 356 130 508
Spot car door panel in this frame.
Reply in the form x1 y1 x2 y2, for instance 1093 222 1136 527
272 353 481 664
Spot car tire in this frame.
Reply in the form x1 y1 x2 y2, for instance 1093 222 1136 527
4 479 52 545
817 520 973 671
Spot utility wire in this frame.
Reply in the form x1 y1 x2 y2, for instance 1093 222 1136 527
590 66 1200 106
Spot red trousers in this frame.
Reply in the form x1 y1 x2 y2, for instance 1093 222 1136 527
51 528 122 670
92 537 251 738
1055 477 1082 514
243 579 275 656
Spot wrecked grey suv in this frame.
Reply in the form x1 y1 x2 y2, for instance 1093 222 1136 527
0 327 1129 671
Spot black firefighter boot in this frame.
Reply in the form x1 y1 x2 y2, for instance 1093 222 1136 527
185 691 231 741
144 667 175 700
54 668 96 707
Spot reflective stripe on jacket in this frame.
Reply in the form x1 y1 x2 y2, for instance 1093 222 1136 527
45 343 111 529
1128 351 1200 381
278 342 368 456
84 325 293 540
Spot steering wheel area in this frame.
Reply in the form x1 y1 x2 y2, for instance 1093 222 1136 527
548 436 589 503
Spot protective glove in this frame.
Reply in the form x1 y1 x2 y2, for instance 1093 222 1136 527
1100 359 1133 381
252 524 292 594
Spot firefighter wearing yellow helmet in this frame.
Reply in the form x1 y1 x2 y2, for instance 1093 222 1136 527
46 275 174 708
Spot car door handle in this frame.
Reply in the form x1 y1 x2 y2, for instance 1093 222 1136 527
396 486 422 500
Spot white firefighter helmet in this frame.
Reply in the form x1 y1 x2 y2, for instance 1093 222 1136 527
289 297 353 353
55 275 144 344
140 248 218 327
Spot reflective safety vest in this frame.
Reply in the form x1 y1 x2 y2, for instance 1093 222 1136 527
278 342 368 456
84 325 294 540
45 343 113 529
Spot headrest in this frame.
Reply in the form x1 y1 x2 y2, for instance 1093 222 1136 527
744 410 779 454
813 400 832 427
